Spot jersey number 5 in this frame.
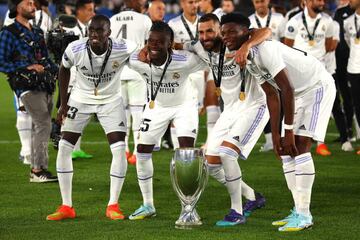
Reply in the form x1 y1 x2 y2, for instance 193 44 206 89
116 24 127 39
140 118 151 132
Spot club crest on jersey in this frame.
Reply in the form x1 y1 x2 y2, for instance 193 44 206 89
112 61 120 69
173 72 180 79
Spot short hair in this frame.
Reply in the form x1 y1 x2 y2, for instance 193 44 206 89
220 12 250 28
75 0 93 11
211 0 221 9
150 21 174 44
199 13 220 24
91 14 110 28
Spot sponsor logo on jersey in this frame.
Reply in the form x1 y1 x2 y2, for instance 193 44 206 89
112 61 120 69
173 72 180 79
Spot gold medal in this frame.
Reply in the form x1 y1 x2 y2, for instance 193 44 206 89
215 87 222 97
149 100 155 109
355 38 360 44
94 88 98 96
308 40 315 46
239 92 245 101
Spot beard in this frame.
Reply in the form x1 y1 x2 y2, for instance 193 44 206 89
22 11 35 20
313 7 323 13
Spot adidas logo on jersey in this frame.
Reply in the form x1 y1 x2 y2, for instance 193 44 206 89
119 122 125 127
299 125 306 130
81 66 88 71
233 136 240 142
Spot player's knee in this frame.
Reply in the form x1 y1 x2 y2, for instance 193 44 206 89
62 131 81 146
137 144 154 153
206 155 221 164
178 137 195 148
295 136 312 154
218 145 239 162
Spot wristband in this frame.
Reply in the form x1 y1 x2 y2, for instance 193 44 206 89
283 124 294 130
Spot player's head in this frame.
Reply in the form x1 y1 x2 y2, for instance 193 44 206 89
222 0 234 14
8 0 36 19
88 15 111 48
148 21 174 61
124 0 143 13
252 0 270 16
198 13 222 51
75 0 95 24
349 0 360 9
307 0 325 13
180 0 199 17
199 0 221 13
148 0 166 21
220 13 250 51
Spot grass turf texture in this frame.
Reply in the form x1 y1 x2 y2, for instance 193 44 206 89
0 73 359 240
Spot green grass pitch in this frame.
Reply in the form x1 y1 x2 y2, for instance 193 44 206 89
0 73 359 240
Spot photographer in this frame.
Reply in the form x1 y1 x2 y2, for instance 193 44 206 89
0 0 57 182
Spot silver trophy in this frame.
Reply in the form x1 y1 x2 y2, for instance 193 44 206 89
170 148 208 229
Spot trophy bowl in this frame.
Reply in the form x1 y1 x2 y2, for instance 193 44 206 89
170 148 208 229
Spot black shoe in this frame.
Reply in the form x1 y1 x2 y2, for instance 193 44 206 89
30 169 58 183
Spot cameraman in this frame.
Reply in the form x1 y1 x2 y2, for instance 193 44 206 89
0 0 57 182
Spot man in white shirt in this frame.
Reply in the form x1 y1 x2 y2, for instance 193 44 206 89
344 0 360 155
61 0 95 160
223 12 335 231
248 0 285 41
169 0 221 149
284 0 335 156
127 21 208 220
47 15 138 221
110 0 152 165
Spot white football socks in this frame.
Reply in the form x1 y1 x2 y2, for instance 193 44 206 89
125 107 131 153
16 111 32 157
206 106 220 142
207 163 226 185
56 139 74 207
170 126 179 149
108 141 127 206
281 155 298 209
219 146 243 214
73 136 81 151
241 181 256 201
136 152 154 207
295 152 315 217
129 105 143 156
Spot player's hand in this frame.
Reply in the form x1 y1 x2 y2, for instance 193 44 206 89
234 43 251 69
282 130 298 158
27 64 45 73
138 46 150 64
57 105 69 125
272 133 282 160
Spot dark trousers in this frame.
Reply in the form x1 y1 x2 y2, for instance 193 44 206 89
336 65 354 134
348 73 360 126
332 74 350 143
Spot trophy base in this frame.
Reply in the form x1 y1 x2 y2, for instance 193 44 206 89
174 208 202 229
175 220 203 230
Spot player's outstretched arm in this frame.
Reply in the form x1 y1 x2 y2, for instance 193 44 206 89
260 81 281 160
57 64 71 124
233 28 272 68
273 70 298 158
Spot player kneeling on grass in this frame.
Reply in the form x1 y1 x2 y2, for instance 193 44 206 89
47 15 138 221
126 21 208 220
223 13 336 231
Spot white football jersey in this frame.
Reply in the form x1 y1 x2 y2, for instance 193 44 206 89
213 8 225 20
129 50 208 107
168 14 199 43
62 37 137 104
278 6 302 38
344 13 360 74
324 21 340 75
249 12 285 41
246 40 332 97
4 10 52 36
110 10 152 80
185 41 266 109
63 20 88 39
284 7 333 63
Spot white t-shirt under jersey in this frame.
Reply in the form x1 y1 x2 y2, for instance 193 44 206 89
62 37 137 104
285 7 333 63
246 40 332 97
129 50 208 107
344 13 360 74
110 10 152 80
249 12 285 41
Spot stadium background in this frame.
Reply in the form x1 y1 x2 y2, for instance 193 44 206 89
0 0 360 239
